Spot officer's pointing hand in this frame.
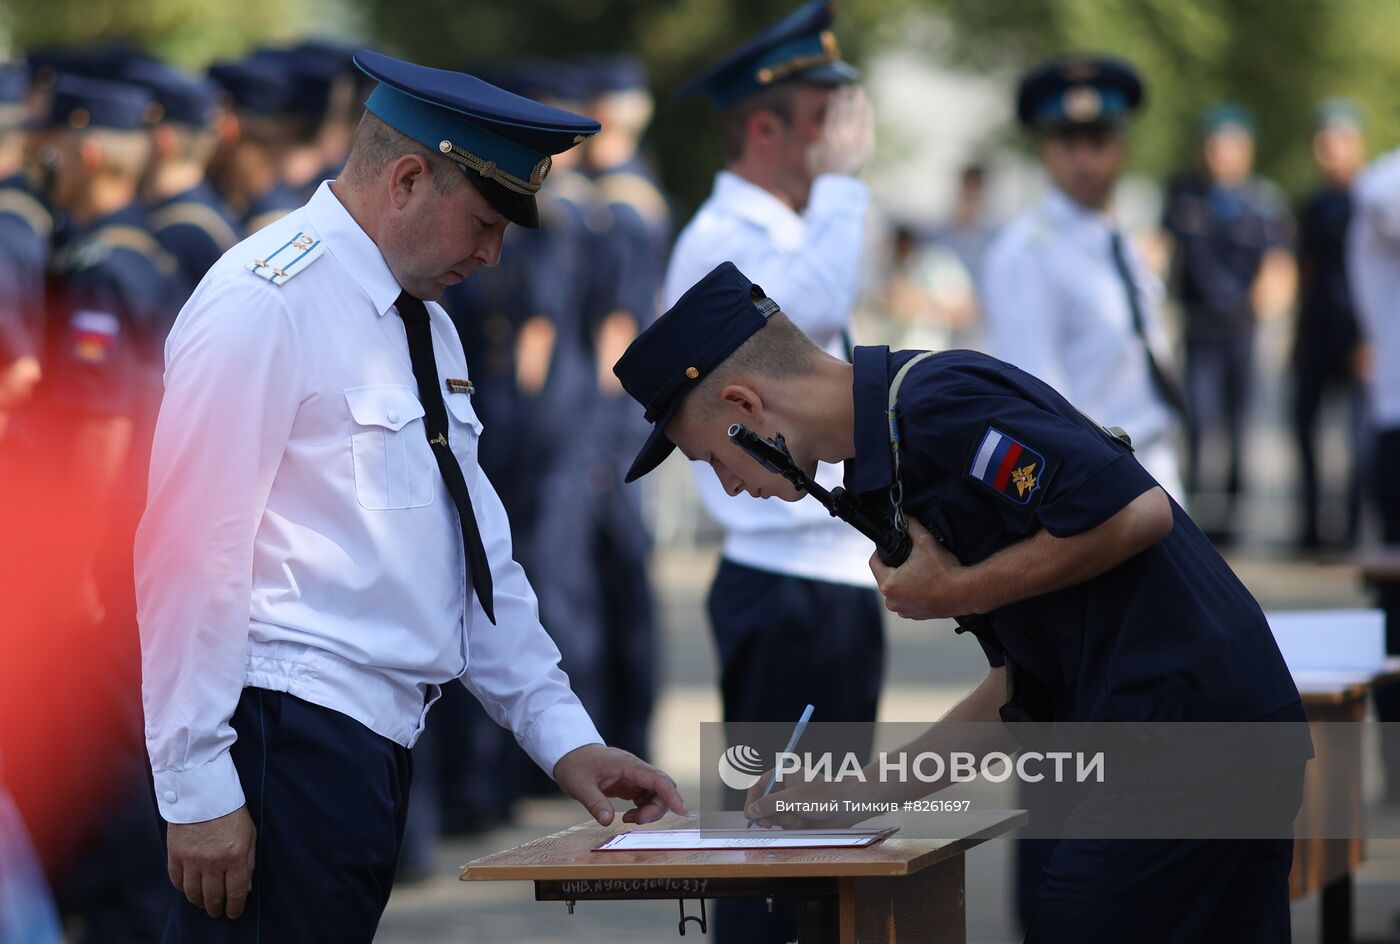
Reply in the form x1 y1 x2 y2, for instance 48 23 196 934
555 744 689 826
870 518 970 620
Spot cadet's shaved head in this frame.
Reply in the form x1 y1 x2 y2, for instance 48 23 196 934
676 311 823 423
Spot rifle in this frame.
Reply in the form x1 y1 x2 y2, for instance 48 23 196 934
727 423 911 566
727 422 1047 724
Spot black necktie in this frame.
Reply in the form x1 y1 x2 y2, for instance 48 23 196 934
1109 230 1189 419
395 291 495 624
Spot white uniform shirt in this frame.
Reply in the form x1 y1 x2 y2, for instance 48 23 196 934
137 182 601 824
1350 147 1400 430
981 188 1183 499
663 170 875 587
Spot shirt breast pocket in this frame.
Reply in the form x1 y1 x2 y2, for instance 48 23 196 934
345 385 434 510
445 393 484 469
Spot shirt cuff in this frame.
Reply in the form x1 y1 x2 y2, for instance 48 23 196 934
808 174 870 214
517 701 604 779
152 752 246 824
1037 452 1158 538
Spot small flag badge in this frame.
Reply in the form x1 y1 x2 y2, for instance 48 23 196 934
968 427 1045 505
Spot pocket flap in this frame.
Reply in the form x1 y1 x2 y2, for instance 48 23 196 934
445 392 484 435
344 385 426 432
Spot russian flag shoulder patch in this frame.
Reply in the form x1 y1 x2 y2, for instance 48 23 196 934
967 426 1046 505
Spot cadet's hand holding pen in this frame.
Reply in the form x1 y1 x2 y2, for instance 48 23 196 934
870 518 973 620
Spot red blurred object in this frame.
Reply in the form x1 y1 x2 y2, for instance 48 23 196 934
0 397 147 879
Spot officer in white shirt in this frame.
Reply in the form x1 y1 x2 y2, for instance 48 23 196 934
137 51 684 943
662 3 879 941
982 56 1186 503
1350 143 1400 801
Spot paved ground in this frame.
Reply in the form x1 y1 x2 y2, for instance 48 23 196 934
376 544 1400 943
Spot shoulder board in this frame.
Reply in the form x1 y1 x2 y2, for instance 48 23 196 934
149 201 240 253
246 227 325 287
0 188 54 239
597 171 669 227
87 224 179 278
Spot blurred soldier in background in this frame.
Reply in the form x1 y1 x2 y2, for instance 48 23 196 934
665 2 880 940
982 56 1186 929
580 55 667 761
0 63 49 444
290 40 366 191
124 61 240 298
983 56 1185 502
1291 99 1368 553
1163 104 1294 543
23 72 180 943
1350 140 1400 804
206 58 302 231
249 47 345 200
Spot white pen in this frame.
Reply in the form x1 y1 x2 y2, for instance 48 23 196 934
746 703 815 828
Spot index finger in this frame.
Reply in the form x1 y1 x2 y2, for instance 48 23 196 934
625 765 688 818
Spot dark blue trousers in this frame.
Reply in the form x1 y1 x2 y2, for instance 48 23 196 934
706 560 884 944
162 689 412 943
1026 764 1305 944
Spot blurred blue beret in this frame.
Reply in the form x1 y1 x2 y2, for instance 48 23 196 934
208 58 293 116
41 73 154 131
1201 103 1255 136
121 60 217 128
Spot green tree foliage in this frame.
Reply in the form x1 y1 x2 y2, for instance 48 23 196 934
0 0 338 70
929 0 1400 197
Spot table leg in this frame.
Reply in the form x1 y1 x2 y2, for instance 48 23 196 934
797 894 842 944
836 855 966 944
1320 874 1352 944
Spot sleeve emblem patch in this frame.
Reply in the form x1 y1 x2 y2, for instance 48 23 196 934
968 427 1045 505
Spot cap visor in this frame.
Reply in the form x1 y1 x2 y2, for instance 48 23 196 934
624 424 679 484
793 61 860 87
461 169 540 228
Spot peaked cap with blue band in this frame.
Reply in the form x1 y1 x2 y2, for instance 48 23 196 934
675 0 859 110
613 261 782 483
1016 55 1143 132
353 49 600 228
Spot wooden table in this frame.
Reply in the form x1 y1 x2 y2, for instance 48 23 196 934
462 810 1027 942
1293 660 1400 944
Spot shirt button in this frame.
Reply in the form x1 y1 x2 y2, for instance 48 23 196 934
387 410 400 423
163 790 177 804
144 727 154 739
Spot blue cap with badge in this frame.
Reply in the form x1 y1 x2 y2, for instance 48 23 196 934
121 60 217 128
675 0 859 110
352 48 600 229
613 261 780 483
41 74 155 131
1016 55 1144 132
